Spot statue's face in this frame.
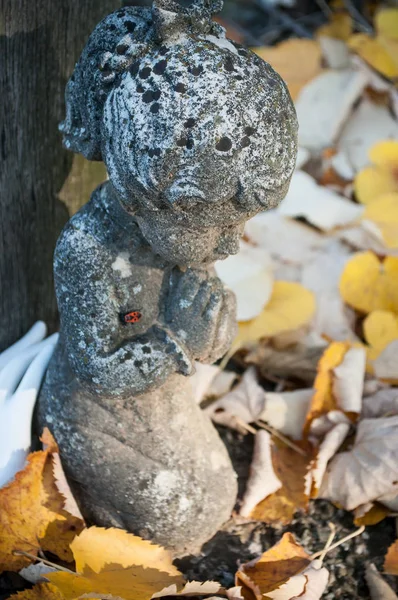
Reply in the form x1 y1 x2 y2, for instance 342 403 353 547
135 209 245 266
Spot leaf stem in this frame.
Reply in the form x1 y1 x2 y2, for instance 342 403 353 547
13 549 75 574
256 420 308 457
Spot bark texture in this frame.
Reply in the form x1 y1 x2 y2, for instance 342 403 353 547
0 0 117 351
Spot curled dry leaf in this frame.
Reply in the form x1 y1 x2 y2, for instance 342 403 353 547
307 423 350 498
204 367 265 430
0 429 84 571
353 502 391 527
215 242 273 322
250 438 310 525
318 416 398 510
19 562 58 584
278 171 363 231
236 532 310 600
303 342 364 438
153 580 222 597
365 563 398 600
240 431 282 518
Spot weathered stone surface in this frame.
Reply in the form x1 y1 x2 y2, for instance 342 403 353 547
38 0 298 554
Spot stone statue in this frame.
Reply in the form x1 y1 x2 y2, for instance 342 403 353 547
38 0 298 555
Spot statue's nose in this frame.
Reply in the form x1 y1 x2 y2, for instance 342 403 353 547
163 180 206 209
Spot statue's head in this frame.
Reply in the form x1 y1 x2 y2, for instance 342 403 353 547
61 0 298 264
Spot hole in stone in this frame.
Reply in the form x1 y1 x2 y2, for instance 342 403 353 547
216 137 232 152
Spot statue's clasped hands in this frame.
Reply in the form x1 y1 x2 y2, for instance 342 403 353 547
0 323 58 488
162 267 237 365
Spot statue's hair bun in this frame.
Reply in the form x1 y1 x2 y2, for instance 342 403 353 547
60 2 224 160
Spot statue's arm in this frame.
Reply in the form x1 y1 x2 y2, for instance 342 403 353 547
54 228 192 397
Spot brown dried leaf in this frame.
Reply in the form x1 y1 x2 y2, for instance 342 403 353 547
236 533 310 600
384 540 398 575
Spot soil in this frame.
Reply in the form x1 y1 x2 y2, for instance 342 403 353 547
176 427 398 600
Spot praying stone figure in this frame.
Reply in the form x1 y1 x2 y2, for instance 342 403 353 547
38 0 298 554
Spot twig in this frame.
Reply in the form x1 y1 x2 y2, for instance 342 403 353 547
318 522 337 564
256 0 313 38
310 525 365 560
13 549 75 574
343 0 373 33
256 420 308 456
234 416 257 435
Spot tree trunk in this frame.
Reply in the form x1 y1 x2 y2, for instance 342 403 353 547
0 0 117 351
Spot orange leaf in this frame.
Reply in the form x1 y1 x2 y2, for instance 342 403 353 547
250 438 310 526
303 342 351 437
8 583 65 599
236 532 310 600
384 539 398 575
0 429 84 571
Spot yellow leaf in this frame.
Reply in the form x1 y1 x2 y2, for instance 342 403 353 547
236 532 310 599
303 342 351 436
317 12 352 41
370 140 398 171
70 526 180 576
363 193 398 248
376 8 398 41
250 438 310 526
48 563 183 600
0 430 84 571
384 539 398 575
8 583 65 599
354 503 391 527
348 33 398 80
253 40 323 100
364 310 398 362
339 251 398 314
235 282 315 350
355 166 398 205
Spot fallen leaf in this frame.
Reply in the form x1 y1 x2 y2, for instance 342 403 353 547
260 389 313 441
337 222 398 256
278 171 363 231
365 563 398 600
153 580 222 597
303 342 361 436
215 242 273 321
348 34 398 80
235 282 315 350
308 423 350 497
295 69 368 151
52 453 83 521
69 526 180 576
245 340 326 386
339 101 398 179
373 340 398 382
8 583 65 599
250 438 310 525
47 564 183 600
362 388 398 419
236 532 310 599
363 194 398 249
240 431 282 518
339 251 398 314
363 310 398 363
384 540 398 575
266 559 329 600
45 527 184 600
317 12 352 41
190 363 237 405
0 430 83 571
254 40 323 100
319 416 398 510
244 211 327 268
353 502 391 527
20 562 59 584
204 367 265 430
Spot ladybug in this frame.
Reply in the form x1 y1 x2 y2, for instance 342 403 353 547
120 310 142 325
